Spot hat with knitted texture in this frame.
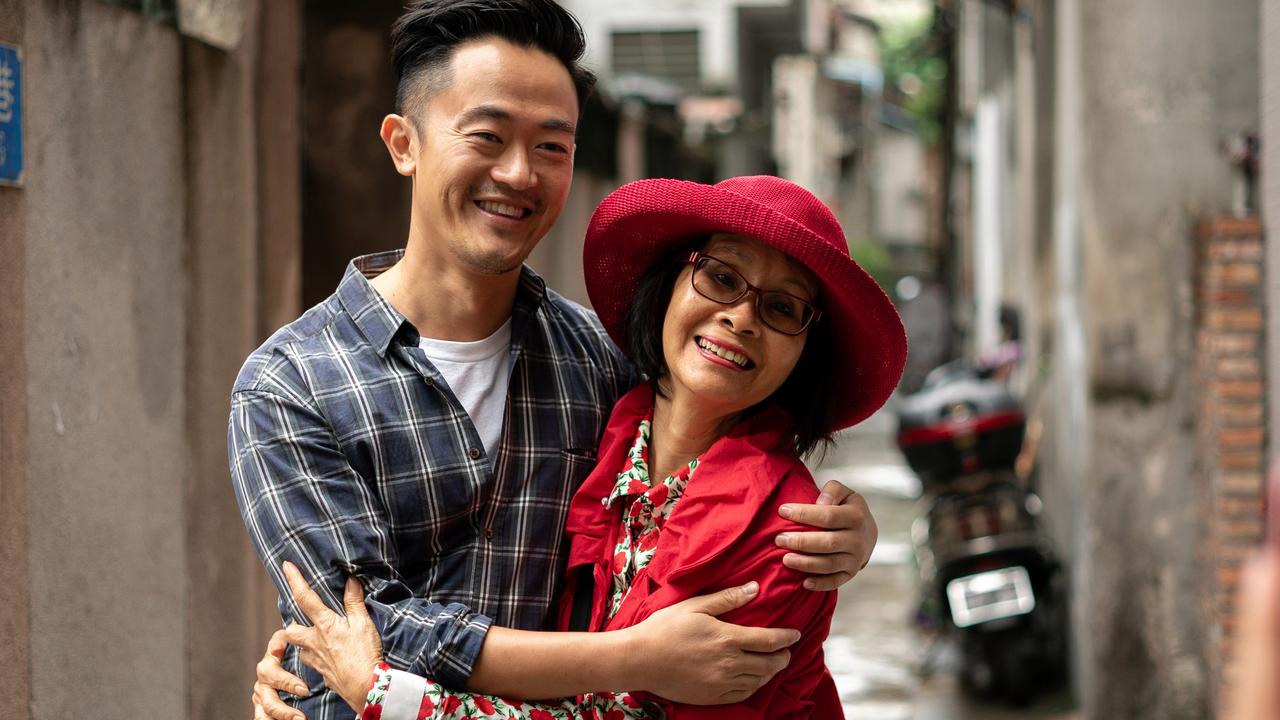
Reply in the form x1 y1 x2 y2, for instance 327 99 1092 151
584 175 907 430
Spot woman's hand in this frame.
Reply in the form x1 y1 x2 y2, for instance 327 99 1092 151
252 628 309 720
622 583 799 704
280 561 385 712
775 480 878 590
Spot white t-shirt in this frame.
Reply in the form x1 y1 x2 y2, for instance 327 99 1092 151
417 319 513 460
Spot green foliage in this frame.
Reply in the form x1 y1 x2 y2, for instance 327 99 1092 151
880 13 948 145
849 240 896 292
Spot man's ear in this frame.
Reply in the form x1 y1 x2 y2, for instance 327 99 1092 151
380 114 417 177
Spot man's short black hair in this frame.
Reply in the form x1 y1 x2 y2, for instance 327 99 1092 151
622 241 838 459
390 0 596 119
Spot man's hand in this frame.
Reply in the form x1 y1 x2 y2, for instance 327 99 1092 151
622 582 800 704
775 480 877 590
279 562 385 712
252 629 309 720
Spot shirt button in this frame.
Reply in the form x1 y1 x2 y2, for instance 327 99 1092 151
425 378 434 388
468 447 482 460
483 527 494 540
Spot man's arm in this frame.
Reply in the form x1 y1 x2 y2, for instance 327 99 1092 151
230 386 491 689
253 569 798 719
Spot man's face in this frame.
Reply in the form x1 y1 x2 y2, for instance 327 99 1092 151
406 38 579 276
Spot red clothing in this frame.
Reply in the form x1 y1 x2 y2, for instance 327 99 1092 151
559 385 844 719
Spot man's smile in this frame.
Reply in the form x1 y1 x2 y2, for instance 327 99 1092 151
474 199 533 220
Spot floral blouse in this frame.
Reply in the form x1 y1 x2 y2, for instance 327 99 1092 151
360 415 697 720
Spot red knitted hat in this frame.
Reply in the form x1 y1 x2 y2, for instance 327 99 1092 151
584 175 907 430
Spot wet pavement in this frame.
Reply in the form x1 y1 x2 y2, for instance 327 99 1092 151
811 405 1080 720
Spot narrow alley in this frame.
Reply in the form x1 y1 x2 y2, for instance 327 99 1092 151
816 403 1080 719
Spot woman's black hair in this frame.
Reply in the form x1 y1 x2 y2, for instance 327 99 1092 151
621 240 839 460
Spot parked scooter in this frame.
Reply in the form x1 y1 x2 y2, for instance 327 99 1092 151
896 359 1066 705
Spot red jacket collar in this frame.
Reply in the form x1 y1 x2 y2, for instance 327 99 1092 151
565 384 800 583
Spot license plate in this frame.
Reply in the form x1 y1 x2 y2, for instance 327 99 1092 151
946 566 1035 627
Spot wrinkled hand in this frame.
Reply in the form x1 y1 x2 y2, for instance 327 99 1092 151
252 629 309 720
280 561 384 713
624 582 800 704
775 480 877 590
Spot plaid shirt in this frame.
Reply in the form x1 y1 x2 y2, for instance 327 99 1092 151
229 251 637 720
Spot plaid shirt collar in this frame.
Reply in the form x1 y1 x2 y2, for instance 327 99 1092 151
338 249 548 357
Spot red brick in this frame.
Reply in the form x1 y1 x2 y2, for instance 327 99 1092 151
1218 565 1241 586
1221 451 1266 471
1214 542 1258 563
1206 332 1259 355
1199 216 1262 238
1206 308 1265 330
1217 403 1265 426
1219 516 1265 539
1213 381 1265 399
1201 289 1255 305
1204 263 1263 288
1216 495 1264 517
1219 427 1266 448
1220 471 1265 495
1205 239 1264 260
1214 357 1262 378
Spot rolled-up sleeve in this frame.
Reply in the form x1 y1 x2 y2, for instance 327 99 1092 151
229 386 491 688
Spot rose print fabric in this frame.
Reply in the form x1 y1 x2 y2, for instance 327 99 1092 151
603 417 697 619
360 415 693 720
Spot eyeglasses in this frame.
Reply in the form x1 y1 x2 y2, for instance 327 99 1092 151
685 252 821 335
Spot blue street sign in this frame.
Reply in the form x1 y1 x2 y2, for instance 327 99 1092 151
0 42 22 186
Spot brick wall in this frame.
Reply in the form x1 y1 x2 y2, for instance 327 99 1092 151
1194 216 1268 708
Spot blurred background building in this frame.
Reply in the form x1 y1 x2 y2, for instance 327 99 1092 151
0 0 1275 718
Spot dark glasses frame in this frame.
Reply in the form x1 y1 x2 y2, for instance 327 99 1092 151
685 252 821 335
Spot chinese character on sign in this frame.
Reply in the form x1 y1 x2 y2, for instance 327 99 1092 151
0 59 13 123
0 41 21 186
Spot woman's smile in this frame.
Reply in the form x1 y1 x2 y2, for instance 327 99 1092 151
694 335 756 370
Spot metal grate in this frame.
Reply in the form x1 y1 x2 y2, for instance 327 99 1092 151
611 30 701 94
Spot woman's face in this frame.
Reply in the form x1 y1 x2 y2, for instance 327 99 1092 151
659 234 819 417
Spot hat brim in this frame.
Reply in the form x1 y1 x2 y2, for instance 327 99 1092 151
584 178 907 430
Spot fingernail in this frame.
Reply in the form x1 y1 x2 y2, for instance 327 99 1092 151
775 532 792 546
740 581 759 595
817 493 836 504
294 684 308 695
295 714 305 720
779 504 795 519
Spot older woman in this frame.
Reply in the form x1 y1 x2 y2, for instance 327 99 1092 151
258 176 906 719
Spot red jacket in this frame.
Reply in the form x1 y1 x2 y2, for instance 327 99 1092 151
558 385 844 719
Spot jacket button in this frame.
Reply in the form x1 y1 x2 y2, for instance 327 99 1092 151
468 447 482 460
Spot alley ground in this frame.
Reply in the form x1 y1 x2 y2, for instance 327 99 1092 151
813 404 1081 720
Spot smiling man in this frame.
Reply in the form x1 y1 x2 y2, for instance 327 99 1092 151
230 2 879 719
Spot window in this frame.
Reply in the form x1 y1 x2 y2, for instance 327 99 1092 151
611 30 701 95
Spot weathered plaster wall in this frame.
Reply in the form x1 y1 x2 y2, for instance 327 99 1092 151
23 2 188 717
0 2 29 717
1070 0 1259 716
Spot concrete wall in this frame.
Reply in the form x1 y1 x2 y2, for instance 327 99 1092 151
1264 0 1280 467
0 1 295 717
0 1 29 718
1049 0 1259 716
23 4 189 716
